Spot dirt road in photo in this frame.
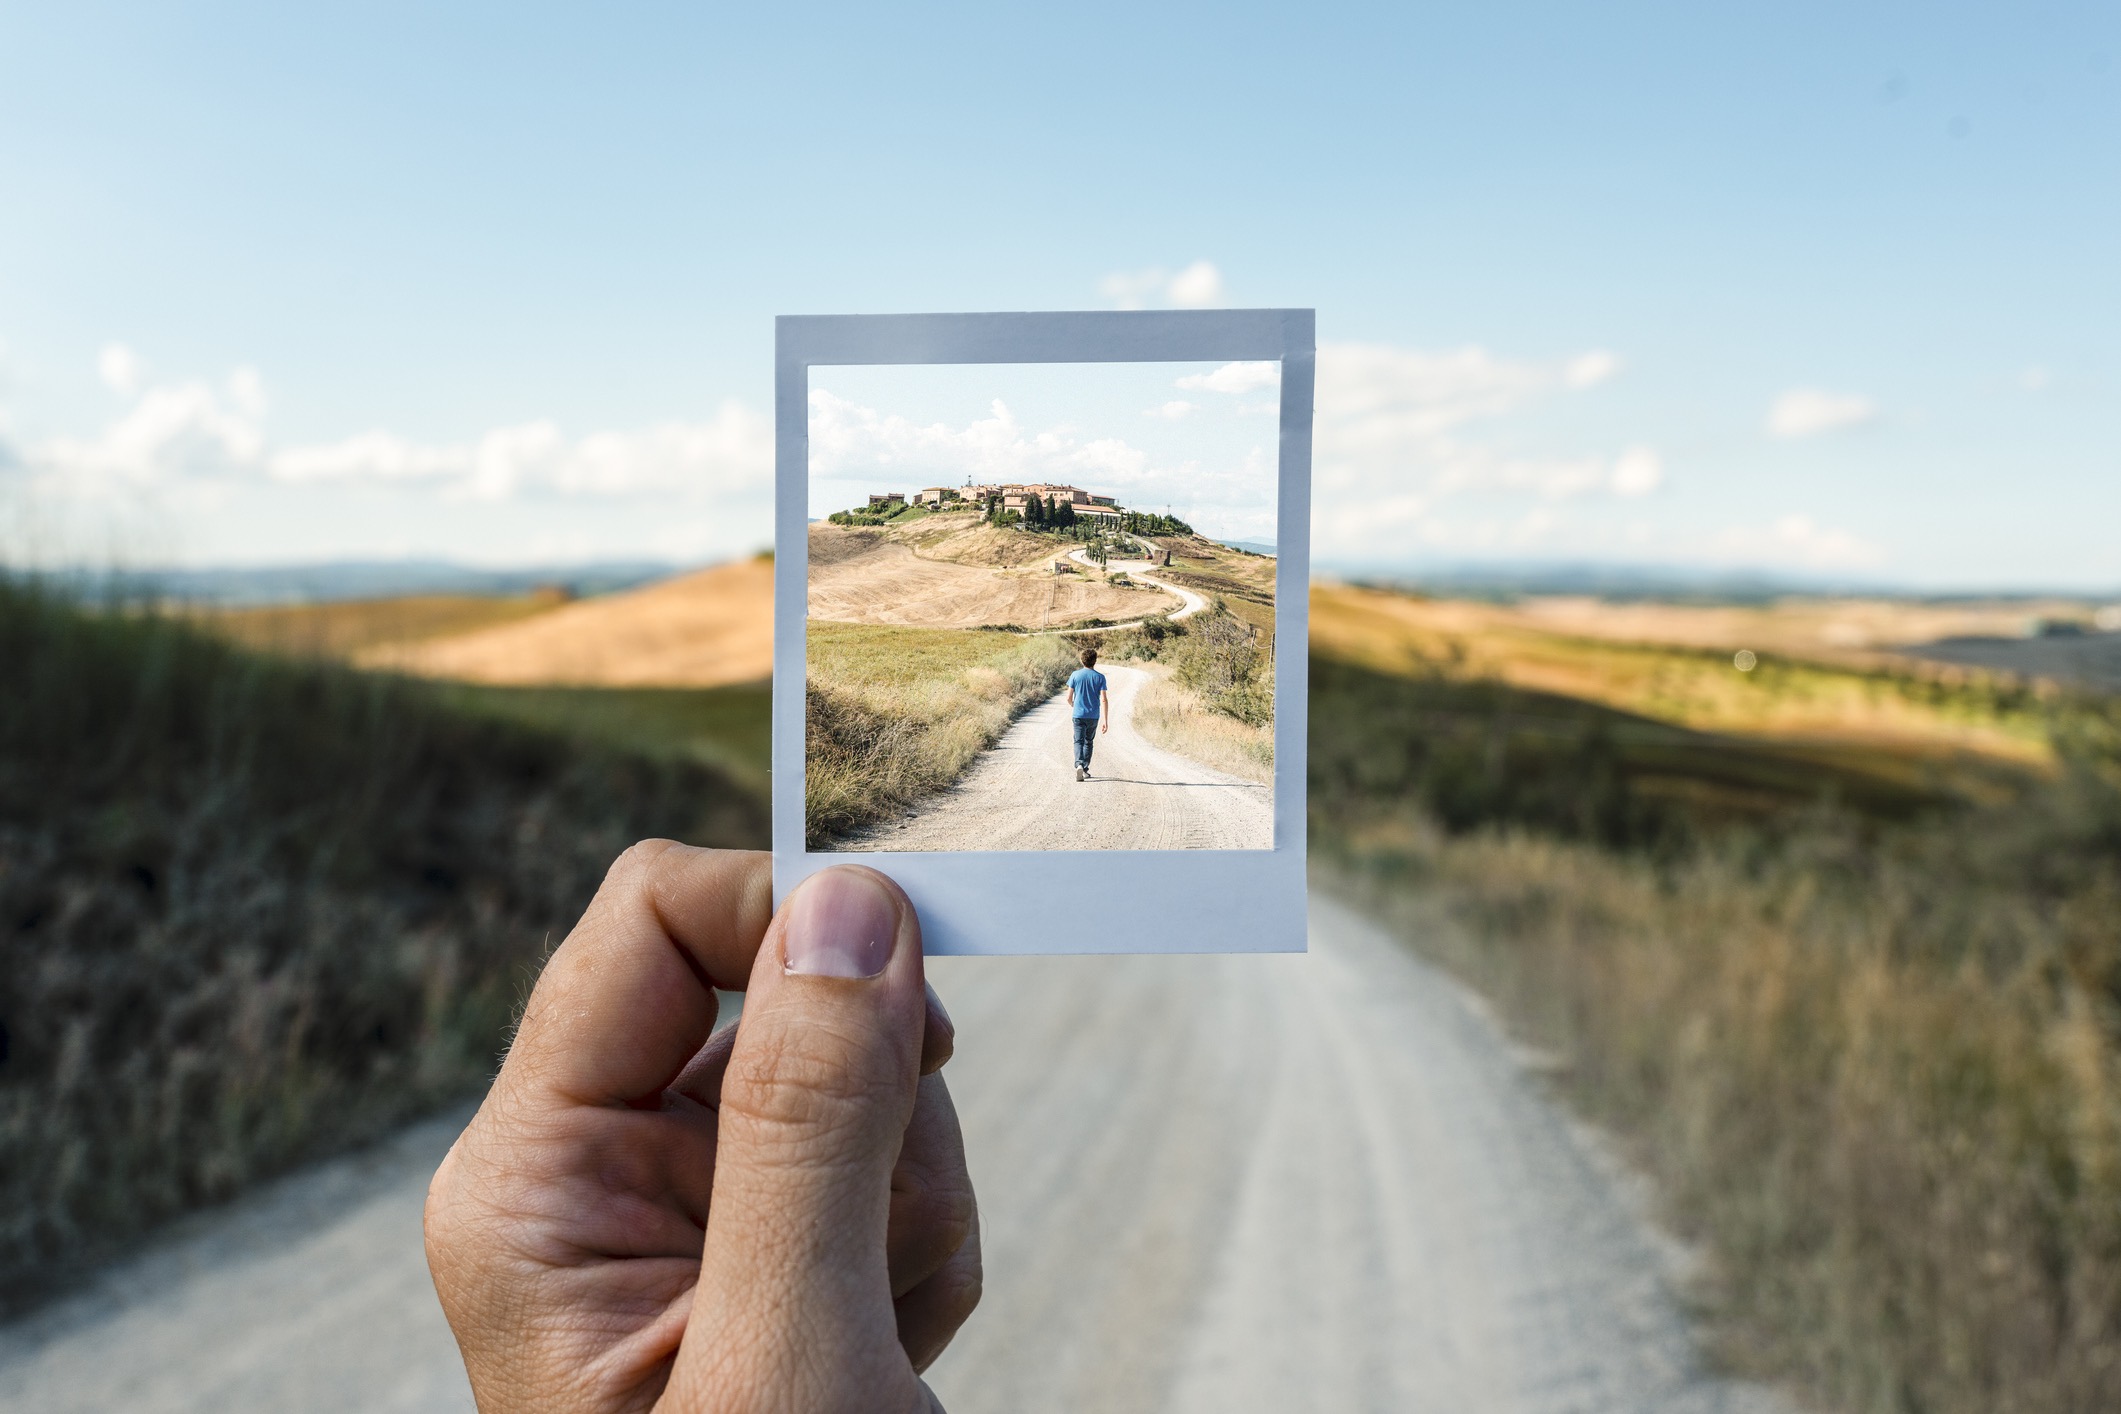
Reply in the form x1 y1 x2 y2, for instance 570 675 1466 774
836 663 1273 852
0 899 1787 1414
1065 546 1210 632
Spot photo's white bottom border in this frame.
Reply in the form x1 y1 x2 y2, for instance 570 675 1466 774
774 847 1309 955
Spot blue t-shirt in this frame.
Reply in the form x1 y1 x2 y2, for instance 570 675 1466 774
1067 667 1109 718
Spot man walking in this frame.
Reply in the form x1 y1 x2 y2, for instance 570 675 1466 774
1065 646 1109 782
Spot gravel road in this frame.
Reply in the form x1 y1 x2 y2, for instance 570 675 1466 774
1064 547 1208 632
0 897 1788 1414
836 664 1274 853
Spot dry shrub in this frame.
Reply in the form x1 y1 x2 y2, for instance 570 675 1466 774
1323 753 2121 1414
804 624 1076 844
1131 670 1272 783
0 580 765 1308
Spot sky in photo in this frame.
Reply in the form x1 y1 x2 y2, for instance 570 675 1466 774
0 3 2115 588
808 362 1280 543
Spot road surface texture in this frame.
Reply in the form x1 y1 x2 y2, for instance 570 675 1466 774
837 664 1274 853
0 898 1789 1414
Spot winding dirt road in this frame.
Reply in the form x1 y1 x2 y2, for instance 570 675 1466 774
836 664 1273 853
1063 546 1208 633
0 898 1790 1414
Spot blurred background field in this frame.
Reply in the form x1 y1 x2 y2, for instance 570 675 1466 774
8 559 2118 1410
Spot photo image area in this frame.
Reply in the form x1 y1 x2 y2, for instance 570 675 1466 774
804 359 1280 853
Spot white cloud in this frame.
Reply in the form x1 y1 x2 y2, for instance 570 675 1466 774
809 390 1151 488
1563 349 1622 388
13 357 771 527
1609 445 1662 496
39 379 266 490
2019 365 2050 392
1145 400 1197 420
1097 269 1165 310
806 387 1275 539
98 343 145 396
268 401 770 501
1166 260 1225 308
1766 387 1876 439
1098 259 1226 310
1711 513 1883 568
1310 340 1659 561
1176 360 1280 395
227 366 267 417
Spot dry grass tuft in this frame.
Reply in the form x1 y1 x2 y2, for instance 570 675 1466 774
805 623 1076 845
1131 669 1273 782
1311 602 2121 1414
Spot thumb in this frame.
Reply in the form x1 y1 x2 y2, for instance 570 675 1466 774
671 866 931 1410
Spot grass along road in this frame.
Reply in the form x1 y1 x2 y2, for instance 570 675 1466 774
833 663 1272 851
0 899 1789 1414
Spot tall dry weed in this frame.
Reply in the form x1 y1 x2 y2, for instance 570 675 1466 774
804 626 1075 844
1322 734 2121 1414
1131 672 1273 782
0 580 765 1307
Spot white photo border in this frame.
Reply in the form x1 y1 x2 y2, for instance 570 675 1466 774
775 310 1313 955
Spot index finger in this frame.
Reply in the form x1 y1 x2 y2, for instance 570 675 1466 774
501 841 775 1107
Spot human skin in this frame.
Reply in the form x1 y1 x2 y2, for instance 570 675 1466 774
424 845 979 1413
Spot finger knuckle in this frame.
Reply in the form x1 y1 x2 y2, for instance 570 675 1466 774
721 1025 900 1138
933 1258 984 1327
895 1166 978 1253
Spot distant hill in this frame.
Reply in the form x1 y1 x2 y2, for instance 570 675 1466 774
1217 539 1277 557
364 557 774 687
59 559 682 607
1316 557 2121 606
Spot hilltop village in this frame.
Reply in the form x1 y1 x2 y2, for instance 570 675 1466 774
857 481 1121 525
828 481 1197 539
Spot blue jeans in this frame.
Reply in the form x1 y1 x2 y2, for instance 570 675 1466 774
1072 715 1098 770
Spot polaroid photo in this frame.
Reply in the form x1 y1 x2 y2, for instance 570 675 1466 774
773 310 1312 955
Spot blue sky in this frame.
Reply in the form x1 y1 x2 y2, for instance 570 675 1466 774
0 2 2114 588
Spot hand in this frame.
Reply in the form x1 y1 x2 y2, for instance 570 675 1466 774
1100 719 1109 734
424 846 978 1413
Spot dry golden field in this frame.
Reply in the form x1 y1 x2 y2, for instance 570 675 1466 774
360 556 773 687
1311 581 2055 772
808 512 1176 629
197 591 564 657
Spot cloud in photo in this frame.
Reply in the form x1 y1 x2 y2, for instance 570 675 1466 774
807 386 1275 540
1766 387 1877 439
